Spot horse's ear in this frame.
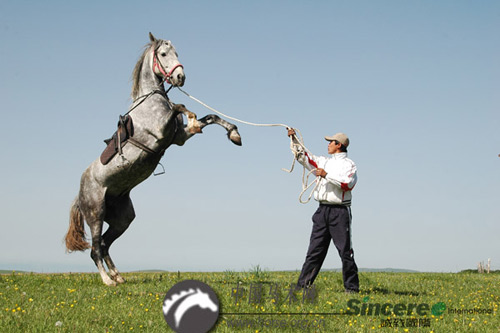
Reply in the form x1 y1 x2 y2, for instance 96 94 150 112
149 32 156 43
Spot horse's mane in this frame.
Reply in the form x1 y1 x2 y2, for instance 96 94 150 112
131 40 159 99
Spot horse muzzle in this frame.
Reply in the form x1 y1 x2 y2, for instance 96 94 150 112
168 64 185 87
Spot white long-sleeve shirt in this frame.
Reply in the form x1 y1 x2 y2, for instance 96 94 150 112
298 152 357 206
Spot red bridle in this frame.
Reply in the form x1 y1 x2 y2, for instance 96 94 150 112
153 48 184 84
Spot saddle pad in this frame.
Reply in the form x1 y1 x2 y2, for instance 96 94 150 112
100 115 134 165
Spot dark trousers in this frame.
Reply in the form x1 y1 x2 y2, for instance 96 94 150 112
297 204 359 291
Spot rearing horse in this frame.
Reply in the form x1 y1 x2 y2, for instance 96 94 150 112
65 33 242 286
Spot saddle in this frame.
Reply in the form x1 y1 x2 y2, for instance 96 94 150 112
100 115 134 165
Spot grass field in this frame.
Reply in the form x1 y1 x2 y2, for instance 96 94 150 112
0 269 498 332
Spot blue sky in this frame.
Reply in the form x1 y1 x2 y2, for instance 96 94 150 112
0 0 499 273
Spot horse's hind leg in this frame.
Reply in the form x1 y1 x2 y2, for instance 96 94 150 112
88 218 117 286
102 193 136 284
79 182 116 286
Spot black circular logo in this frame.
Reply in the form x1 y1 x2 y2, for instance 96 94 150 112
162 280 220 333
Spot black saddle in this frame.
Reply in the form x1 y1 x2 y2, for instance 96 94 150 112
100 115 134 165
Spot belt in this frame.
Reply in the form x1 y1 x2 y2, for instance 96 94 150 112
319 203 349 208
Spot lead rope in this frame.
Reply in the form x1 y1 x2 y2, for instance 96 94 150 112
284 128 320 204
177 87 320 203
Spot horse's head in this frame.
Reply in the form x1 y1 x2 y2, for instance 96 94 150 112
149 32 185 87
195 288 218 312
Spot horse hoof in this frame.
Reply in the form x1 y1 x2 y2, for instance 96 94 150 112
229 130 242 146
103 279 117 287
112 275 126 284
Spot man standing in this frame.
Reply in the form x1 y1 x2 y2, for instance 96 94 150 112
288 129 359 293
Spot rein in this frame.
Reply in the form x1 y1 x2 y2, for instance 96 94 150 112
120 88 170 176
125 89 168 116
176 87 321 203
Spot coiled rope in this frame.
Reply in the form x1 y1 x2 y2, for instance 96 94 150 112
177 87 320 203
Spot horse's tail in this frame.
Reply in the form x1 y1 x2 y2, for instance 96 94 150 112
65 198 90 252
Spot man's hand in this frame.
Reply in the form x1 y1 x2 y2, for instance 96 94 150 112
314 168 327 178
287 128 296 137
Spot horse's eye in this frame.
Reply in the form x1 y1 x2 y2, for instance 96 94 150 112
161 53 167 57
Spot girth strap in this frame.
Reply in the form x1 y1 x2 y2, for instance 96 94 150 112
127 137 165 157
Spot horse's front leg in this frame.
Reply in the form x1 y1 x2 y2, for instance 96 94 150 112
172 104 202 134
199 114 242 145
173 113 242 146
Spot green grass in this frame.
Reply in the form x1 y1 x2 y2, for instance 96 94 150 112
0 270 498 332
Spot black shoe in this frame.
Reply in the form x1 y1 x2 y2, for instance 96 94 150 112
345 289 359 294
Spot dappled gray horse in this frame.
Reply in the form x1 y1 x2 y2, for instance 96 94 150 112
65 33 241 286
